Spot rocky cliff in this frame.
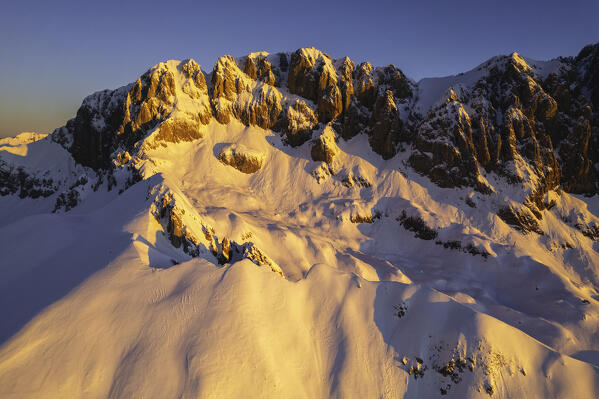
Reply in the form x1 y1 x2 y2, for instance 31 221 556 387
8 43 599 233
3 44 599 399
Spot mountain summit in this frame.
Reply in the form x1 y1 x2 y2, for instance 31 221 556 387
1 45 599 398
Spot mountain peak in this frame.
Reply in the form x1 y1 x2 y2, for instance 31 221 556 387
2 43 599 398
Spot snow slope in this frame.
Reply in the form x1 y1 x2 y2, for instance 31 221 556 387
0 52 598 398
0 177 596 398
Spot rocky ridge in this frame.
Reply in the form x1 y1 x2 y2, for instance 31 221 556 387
4 43 599 237
2 45 599 399
150 181 283 276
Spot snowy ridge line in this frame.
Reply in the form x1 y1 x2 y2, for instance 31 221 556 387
149 176 284 276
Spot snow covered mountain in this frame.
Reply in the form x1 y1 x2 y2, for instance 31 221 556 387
1 44 599 398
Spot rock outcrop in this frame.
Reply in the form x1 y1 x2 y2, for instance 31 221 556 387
287 48 344 123
410 53 563 203
543 43 599 194
277 99 318 146
46 44 599 212
0 159 56 198
154 116 205 143
150 184 283 276
217 144 265 174
243 54 279 86
311 126 340 164
211 55 283 129
65 60 211 169
336 61 414 153
369 90 403 159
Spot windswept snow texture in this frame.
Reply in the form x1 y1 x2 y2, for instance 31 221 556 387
1 52 599 398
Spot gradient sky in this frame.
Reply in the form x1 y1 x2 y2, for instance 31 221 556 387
1 0 598 138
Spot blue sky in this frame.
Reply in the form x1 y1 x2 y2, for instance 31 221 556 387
1 0 598 137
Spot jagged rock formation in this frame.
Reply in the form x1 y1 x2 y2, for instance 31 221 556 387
210 55 282 127
410 53 562 203
243 53 279 86
497 205 544 235
369 89 404 159
150 183 283 276
310 126 340 164
217 144 265 174
57 59 212 169
7 43 599 237
543 44 599 194
4 45 599 399
0 160 56 198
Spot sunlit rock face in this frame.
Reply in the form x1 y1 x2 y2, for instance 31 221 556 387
217 143 265 174
243 55 279 86
278 98 319 146
409 53 565 215
55 45 599 204
64 60 211 168
333 60 413 157
211 55 283 128
369 89 403 160
310 126 340 164
4 44 599 399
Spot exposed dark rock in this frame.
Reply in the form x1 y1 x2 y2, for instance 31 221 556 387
153 191 202 257
434 240 490 258
334 99 370 140
217 144 265 174
229 241 284 277
410 89 490 192
394 303 407 318
377 65 413 99
398 210 438 240
350 214 374 224
577 43 599 108
278 52 289 72
151 187 284 275
354 62 377 108
155 117 204 143
0 162 56 198
288 48 321 102
181 59 207 92
497 206 543 234
67 60 210 169
244 56 257 79
211 55 282 129
558 115 594 193
48 43 599 201
318 85 343 123
338 57 355 112
244 55 279 86
574 222 599 241
287 48 349 125
369 90 402 159
409 53 566 199
212 55 242 101
310 127 339 164
235 86 282 129
340 170 371 188
277 99 318 146
68 88 128 169
219 237 231 264
53 189 80 212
